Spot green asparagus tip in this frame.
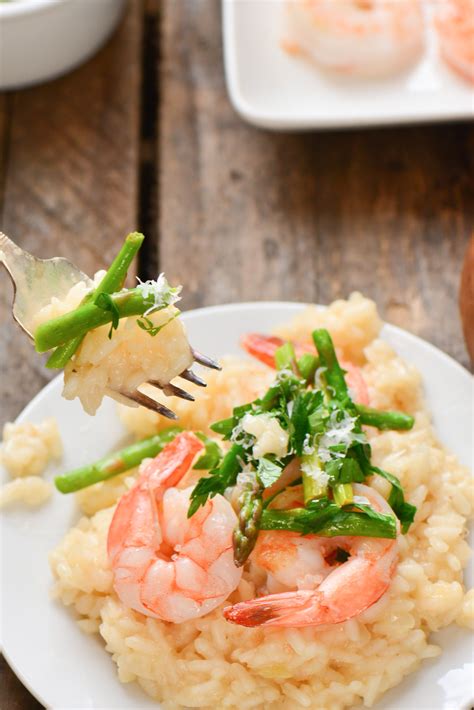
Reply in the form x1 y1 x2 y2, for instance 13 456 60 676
126 231 145 247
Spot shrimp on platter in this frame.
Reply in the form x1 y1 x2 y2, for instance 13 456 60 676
224 483 399 628
241 333 370 405
107 431 242 623
283 0 425 76
435 0 474 82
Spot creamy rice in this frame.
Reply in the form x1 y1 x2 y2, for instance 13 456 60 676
50 294 473 709
0 418 61 508
0 476 52 508
34 273 193 416
0 418 62 477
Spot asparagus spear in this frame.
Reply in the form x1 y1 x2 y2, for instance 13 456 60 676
312 331 414 430
261 505 396 539
299 329 355 505
35 286 174 353
312 328 351 404
274 342 298 372
233 475 263 567
297 353 318 383
46 232 144 369
55 427 181 493
301 451 328 504
333 483 354 507
355 404 414 431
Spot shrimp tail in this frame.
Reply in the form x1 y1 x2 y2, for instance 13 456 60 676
223 575 390 628
224 590 325 627
141 430 204 490
241 333 292 368
225 522 398 628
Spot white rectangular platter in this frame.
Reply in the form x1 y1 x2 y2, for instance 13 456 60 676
222 0 474 130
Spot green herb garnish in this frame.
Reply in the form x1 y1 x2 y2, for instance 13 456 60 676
189 328 416 566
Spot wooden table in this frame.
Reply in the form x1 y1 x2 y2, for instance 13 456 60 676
0 1 472 706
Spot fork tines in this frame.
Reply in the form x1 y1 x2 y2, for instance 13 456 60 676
192 349 221 371
120 389 178 420
148 380 195 402
179 368 207 387
120 350 221 417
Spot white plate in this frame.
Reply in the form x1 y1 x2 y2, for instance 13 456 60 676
1 302 472 709
222 0 474 129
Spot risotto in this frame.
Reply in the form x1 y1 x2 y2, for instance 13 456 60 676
0 418 61 507
50 294 473 709
0 418 62 478
33 270 193 416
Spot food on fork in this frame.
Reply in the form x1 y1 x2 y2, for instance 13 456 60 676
46 295 473 708
435 0 474 82
0 232 219 417
283 0 425 76
32 233 192 416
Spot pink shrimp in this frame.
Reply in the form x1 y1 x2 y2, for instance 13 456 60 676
224 483 398 628
435 0 474 82
107 431 242 623
284 0 425 76
241 333 369 405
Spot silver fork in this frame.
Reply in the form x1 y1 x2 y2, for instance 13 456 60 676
0 232 220 420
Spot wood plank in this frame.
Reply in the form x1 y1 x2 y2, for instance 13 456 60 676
0 94 11 209
1 3 142 702
0 1 148 697
0 657 41 710
0 0 142 430
159 0 473 369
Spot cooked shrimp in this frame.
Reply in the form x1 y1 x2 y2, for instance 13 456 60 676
435 0 474 82
224 483 398 627
284 0 425 76
241 333 369 405
107 432 242 623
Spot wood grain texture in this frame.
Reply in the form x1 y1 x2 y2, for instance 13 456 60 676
0 0 142 429
160 0 473 368
1 0 473 706
460 234 474 363
0 4 142 707
0 657 41 710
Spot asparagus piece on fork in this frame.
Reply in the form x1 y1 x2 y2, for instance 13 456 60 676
46 232 144 369
35 284 181 352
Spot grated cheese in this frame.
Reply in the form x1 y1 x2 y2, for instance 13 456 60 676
318 410 365 463
301 454 329 488
302 433 315 456
135 274 182 316
241 413 289 459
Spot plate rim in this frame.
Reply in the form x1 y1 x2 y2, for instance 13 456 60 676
1 299 472 709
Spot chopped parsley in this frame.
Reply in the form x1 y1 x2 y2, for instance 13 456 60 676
188 329 417 564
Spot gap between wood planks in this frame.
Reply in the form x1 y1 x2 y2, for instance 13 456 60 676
137 0 160 280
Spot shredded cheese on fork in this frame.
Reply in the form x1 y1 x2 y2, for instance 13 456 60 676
136 274 182 316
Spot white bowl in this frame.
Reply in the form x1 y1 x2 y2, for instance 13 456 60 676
0 0 127 90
